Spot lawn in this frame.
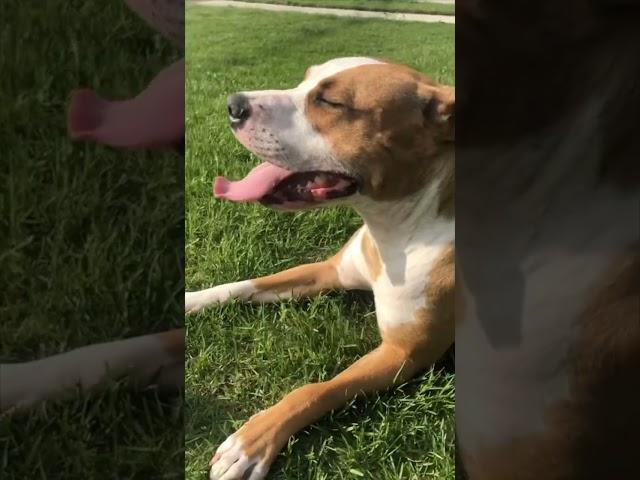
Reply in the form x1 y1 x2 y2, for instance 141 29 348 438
236 0 456 16
185 6 455 480
0 0 183 478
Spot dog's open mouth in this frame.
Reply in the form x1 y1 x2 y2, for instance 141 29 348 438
213 161 358 208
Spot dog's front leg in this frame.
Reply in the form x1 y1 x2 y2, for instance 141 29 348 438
208 318 453 480
186 229 371 314
0 329 184 413
185 252 371 314
185 261 341 313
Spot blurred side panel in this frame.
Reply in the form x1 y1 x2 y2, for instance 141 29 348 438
0 0 185 478
456 1 640 479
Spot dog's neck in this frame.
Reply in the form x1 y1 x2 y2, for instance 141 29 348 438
353 148 455 254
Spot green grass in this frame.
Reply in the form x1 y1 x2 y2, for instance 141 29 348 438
236 0 455 16
0 0 183 478
186 6 454 480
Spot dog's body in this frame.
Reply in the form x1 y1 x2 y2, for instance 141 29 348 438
185 57 455 480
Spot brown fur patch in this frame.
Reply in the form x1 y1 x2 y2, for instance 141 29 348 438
424 245 455 329
382 245 455 365
250 228 361 299
159 328 185 357
253 261 340 297
305 63 454 202
361 230 382 281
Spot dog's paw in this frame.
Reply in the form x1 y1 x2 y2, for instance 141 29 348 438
184 291 208 314
185 287 230 313
209 409 286 480
186 282 258 313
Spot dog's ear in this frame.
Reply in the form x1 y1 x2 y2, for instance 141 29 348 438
418 83 455 143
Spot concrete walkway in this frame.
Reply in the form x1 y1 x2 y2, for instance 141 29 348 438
191 0 455 24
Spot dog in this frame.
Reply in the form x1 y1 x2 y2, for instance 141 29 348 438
185 57 455 480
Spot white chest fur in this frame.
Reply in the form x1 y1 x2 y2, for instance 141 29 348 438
371 221 454 330
337 214 454 330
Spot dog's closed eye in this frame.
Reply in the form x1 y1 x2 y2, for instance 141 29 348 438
314 94 344 108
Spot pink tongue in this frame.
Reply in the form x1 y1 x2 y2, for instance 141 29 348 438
214 162 293 202
67 58 184 149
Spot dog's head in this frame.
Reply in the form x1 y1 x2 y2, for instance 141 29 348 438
214 57 454 210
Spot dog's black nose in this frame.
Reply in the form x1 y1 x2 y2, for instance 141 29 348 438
227 94 251 124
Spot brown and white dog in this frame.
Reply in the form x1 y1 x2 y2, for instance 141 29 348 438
185 57 455 480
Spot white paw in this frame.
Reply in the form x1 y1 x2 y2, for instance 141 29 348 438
185 281 257 313
185 290 208 314
209 435 268 480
